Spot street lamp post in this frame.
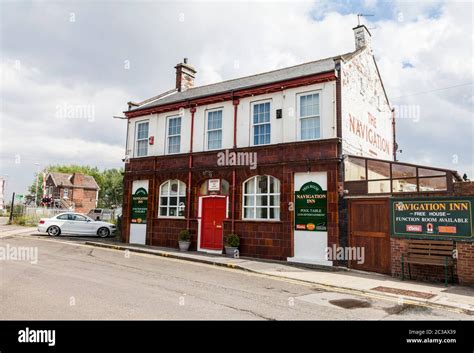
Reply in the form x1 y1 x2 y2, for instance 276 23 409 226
34 163 40 206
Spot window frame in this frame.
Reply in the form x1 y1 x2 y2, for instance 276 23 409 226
134 120 149 157
251 100 272 146
166 115 182 155
242 175 280 221
343 156 450 195
158 179 186 218
297 90 321 141
205 108 223 151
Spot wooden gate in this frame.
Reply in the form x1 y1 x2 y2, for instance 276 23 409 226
348 198 391 274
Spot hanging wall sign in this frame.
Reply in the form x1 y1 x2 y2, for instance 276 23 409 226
391 197 473 239
294 181 327 232
208 179 221 192
131 187 148 224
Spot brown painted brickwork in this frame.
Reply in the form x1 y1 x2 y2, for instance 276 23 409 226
122 139 340 261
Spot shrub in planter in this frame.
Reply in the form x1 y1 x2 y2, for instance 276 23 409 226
178 229 191 251
225 233 240 258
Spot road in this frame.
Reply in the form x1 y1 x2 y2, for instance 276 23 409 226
0 233 472 320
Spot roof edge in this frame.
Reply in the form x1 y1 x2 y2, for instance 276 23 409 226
125 70 338 117
126 51 358 115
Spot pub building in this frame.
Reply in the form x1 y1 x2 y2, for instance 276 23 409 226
122 25 474 286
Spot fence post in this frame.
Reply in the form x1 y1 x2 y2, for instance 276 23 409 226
8 192 15 224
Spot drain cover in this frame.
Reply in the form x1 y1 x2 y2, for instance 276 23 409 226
371 286 435 299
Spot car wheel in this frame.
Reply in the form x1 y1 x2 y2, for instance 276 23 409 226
47 226 61 237
97 227 110 238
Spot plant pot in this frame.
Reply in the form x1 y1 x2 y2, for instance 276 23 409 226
225 246 238 258
178 241 191 252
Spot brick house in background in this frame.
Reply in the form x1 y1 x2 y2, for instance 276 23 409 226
44 172 99 214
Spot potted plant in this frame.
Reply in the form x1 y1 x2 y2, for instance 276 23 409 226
178 229 191 251
225 233 240 258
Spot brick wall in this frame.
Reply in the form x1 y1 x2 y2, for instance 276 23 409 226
391 238 474 286
73 188 97 214
454 181 474 196
456 242 474 286
122 139 340 261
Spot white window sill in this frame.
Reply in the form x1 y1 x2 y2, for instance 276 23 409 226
299 137 322 142
241 218 281 222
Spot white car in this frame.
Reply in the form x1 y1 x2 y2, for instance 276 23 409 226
38 212 117 238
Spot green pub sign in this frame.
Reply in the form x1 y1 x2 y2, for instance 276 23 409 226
294 181 327 232
131 187 148 224
390 197 473 239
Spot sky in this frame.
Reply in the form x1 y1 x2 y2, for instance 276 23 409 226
0 0 473 199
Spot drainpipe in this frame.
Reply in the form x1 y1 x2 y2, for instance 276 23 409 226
392 107 397 161
231 98 240 233
187 106 196 230
335 61 345 257
233 98 239 149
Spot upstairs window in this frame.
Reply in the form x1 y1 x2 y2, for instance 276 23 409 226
167 116 181 154
299 92 320 140
252 101 271 145
159 180 186 218
207 109 223 150
135 121 149 157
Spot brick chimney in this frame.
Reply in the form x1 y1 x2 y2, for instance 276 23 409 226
353 24 372 51
71 173 84 186
175 58 196 92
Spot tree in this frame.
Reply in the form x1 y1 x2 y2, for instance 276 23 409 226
28 165 123 208
97 169 123 208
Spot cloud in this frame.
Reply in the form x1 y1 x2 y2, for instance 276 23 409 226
0 0 472 196
371 0 473 175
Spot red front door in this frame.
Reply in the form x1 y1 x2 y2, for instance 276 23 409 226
201 197 226 250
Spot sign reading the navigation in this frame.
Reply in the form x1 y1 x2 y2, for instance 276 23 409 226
391 197 473 239
294 181 327 232
131 187 148 224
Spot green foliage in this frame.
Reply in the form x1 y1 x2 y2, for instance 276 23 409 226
178 229 191 242
98 168 123 208
225 233 240 247
28 165 124 208
12 215 37 227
